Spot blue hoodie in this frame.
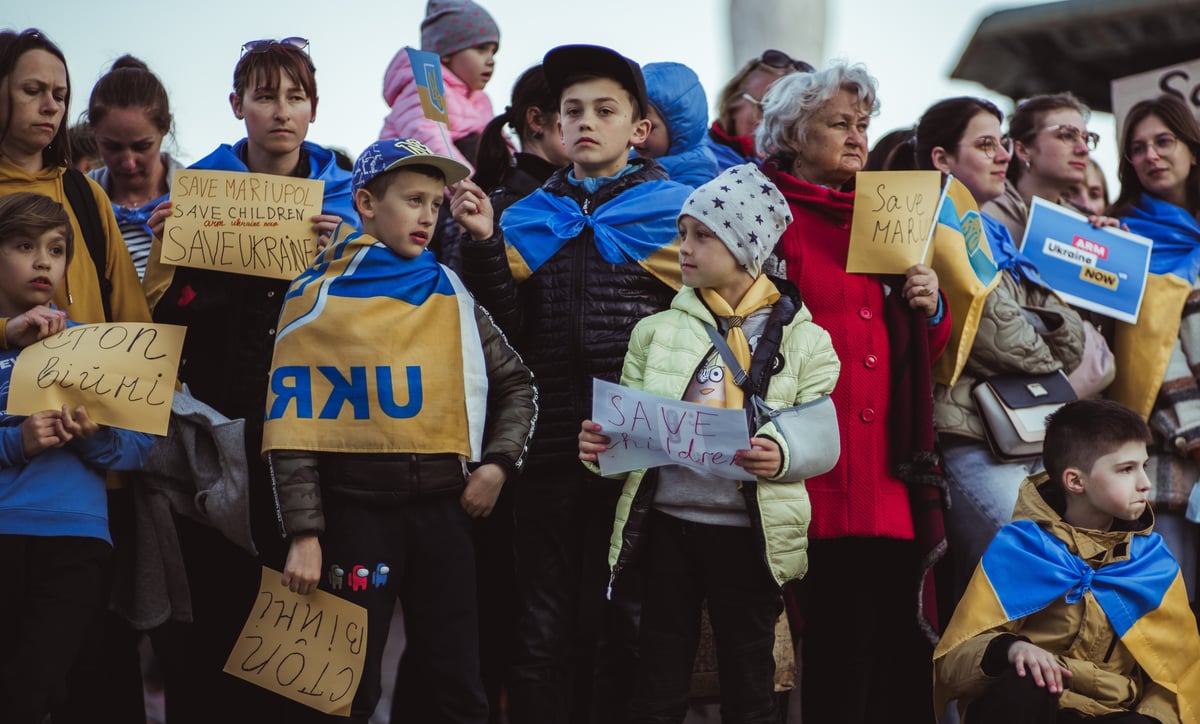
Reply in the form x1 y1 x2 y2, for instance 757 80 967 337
0 322 156 544
641 63 719 188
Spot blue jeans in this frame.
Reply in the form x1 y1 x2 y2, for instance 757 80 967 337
942 440 1042 598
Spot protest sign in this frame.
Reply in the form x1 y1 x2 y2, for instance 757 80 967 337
1019 197 1152 324
1111 58 1200 141
592 379 751 480
6 323 184 436
224 566 368 717
406 47 451 126
847 171 940 274
162 168 324 281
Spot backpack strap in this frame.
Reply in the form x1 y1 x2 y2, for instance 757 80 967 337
61 167 113 321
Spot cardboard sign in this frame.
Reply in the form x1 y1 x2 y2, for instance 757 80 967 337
6 323 184 436
224 566 367 717
1019 197 1153 324
162 168 324 280
1111 58 1200 142
405 47 450 126
847 171 940 274
592 379 751 480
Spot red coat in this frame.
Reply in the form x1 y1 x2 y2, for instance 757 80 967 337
765 166 951 540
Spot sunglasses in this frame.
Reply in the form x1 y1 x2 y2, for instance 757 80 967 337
757 49 814 73
241 37 310 56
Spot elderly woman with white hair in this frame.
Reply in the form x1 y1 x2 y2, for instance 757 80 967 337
757 62 951 723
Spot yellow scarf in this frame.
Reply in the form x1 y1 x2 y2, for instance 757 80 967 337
700 275 780 409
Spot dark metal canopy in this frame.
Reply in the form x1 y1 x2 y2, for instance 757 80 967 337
952 0 1200 112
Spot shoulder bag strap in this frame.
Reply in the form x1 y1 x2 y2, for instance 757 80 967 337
62 167 113 321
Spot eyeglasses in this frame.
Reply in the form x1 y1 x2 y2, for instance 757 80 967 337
971 135 1013 159
1127 132 1180 163
1033 124 1100 151
756 50 814 73
241 37 310 56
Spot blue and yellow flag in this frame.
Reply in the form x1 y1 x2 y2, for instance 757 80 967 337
261 230 487 457
929 176 1001 386
499 180 692 290
935 518 1200 722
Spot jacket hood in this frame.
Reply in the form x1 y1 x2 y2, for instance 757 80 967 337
643 62 710 155
1015 472 1155 563
382 47 475 107
763 160 855 225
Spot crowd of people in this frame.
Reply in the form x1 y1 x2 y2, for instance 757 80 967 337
2 1 1200 723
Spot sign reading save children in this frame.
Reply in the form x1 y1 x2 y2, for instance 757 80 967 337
592 379 751 480
6 323 185 436
163 168 324 280
224 566 367 716
846 171 940 274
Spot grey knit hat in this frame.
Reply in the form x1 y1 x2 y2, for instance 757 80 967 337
420 0 500 58
679 164 793 277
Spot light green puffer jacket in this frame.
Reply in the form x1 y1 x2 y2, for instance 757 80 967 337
606 284 840 587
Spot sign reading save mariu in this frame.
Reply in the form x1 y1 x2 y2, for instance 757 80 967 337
163 168 324 280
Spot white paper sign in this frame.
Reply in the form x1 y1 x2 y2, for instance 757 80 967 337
591 378 751 480
1111 58 1200 142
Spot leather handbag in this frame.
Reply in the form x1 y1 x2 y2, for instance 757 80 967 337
703 323 839 482
971 370 1076 461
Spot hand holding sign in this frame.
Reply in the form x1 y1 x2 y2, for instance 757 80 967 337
847 171 940 274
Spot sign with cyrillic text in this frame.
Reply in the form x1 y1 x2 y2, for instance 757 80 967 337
163 168 324 280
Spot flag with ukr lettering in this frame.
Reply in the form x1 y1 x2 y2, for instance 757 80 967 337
928 176 1001 387
261 230 486 457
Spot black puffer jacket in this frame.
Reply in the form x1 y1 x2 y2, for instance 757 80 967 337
461 158 679 470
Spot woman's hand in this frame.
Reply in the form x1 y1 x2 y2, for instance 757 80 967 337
5 305 66 348
735 437 782 478
461 462 507 518
1007 640 1072 694
282 534 323 595
579 419 612 462
148 200 172 241
1086 214 1128 232
450 179 495 241
311 214 342 252
903 264 940 317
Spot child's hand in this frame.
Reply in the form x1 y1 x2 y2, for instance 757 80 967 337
450 179 494 241
903 264 940 318
311 214 342 252
735 437 782 478
21 409 66 457
461 462 506 518
147 200 173 241
579 420 612 462
1008 640 1072 694
56 404 99 443
282 534 322 595
5 305 67 348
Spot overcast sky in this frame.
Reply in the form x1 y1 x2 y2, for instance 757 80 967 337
8 0 1120 183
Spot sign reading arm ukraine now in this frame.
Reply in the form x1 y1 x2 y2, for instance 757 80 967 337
261 231 487 458
1019 198 1153 324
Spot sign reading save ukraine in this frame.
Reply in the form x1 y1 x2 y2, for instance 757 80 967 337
1018 198 1153 324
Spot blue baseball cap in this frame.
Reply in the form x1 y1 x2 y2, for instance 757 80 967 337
351 138 470 193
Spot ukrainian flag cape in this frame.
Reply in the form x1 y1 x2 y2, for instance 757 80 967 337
928 177 1002 386
498 179 691 290
261 230 487 458
935 509 1200 722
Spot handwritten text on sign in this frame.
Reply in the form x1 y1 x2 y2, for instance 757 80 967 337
224 566 367 716
847 171 940 274
163 168 324 280
6 323 184 436
592 379 751 480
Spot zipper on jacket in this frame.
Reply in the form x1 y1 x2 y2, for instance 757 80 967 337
607 564 620 600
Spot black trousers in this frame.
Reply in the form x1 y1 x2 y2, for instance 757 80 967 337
507 473 625 724
628 510 781 724
966 664 1157 724
793 537 934 724
0 534 110 724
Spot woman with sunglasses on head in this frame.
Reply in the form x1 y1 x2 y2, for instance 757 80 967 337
983 93 1104 242
889 97 1088 597
1105 94 1200 599
705 50 812 171
143 36 359 724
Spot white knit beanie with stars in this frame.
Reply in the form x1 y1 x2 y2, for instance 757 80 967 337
678 163 793 276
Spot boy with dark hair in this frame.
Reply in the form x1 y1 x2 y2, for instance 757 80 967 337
265 138 536 723
934 399 1200 724
449 44 693 723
